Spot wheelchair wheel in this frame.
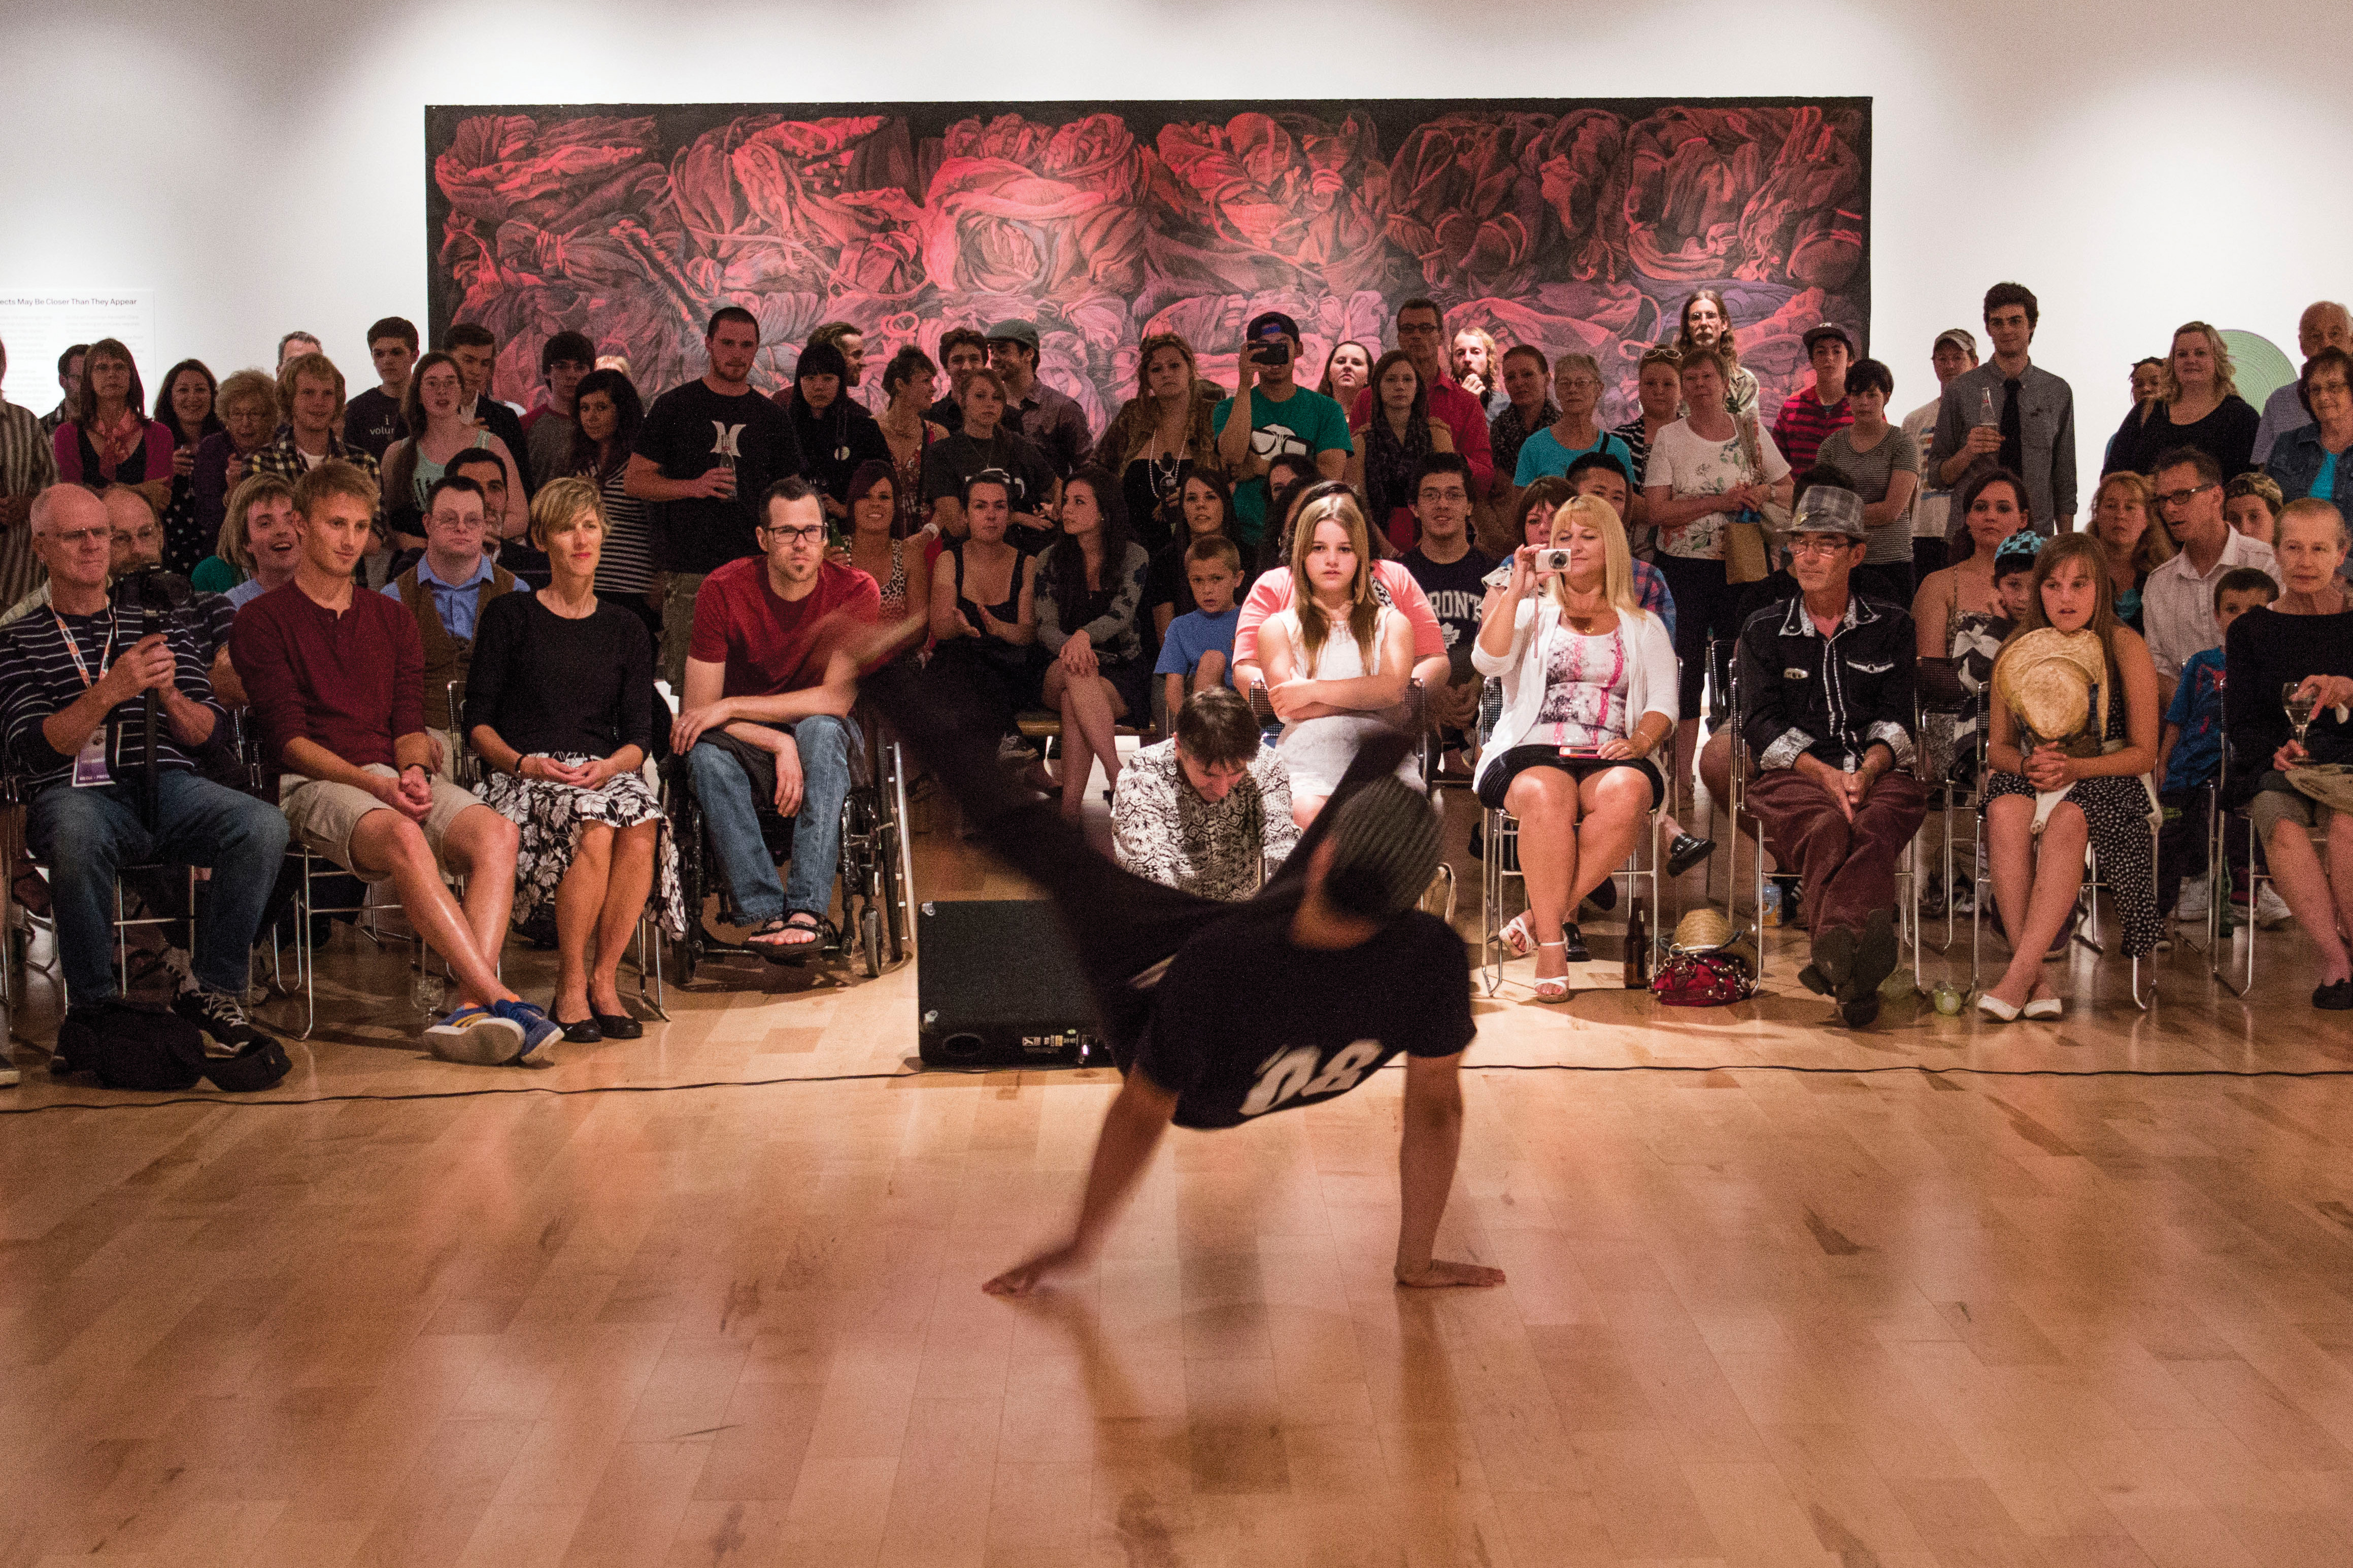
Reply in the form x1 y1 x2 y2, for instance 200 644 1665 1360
860 904 883 978
666 767 708 984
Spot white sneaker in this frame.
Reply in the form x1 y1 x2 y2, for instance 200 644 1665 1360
2174 881 2209 924
2256 885 2295 929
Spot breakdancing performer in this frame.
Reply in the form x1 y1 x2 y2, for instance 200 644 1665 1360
843 633 1503 1297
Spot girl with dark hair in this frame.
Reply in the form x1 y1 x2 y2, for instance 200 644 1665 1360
153 358 223 573
843 459 929 633
784 339 889 516
569 367 656 637
1038 466 1152 817
1346 349 1454 552
926 469 1042 739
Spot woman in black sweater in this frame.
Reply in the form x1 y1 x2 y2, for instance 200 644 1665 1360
2222 498 2353 1008
465 477 683 1041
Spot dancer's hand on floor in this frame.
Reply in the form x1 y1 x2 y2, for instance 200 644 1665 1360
982 1243 1089 1297
1394 1258 1506 1289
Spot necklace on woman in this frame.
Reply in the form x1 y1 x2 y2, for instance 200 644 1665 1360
1563 591 1608 633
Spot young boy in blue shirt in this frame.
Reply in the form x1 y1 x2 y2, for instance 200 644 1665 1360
2156 567 2276 925
1156 536 1242 720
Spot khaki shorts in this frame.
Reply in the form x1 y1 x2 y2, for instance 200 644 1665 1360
280 764 486 882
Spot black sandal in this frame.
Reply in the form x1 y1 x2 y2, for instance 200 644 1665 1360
747 912 826 965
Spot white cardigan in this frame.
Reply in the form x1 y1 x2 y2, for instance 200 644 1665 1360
1470 593 1679 797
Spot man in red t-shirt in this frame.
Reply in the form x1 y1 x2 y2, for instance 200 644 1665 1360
671 476 880 957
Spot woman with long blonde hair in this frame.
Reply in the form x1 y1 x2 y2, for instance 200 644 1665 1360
1473 495 1677 999
1092 330 1222 553
2111 320 2260 479
2085 470 2174 631
1256 490 1418 826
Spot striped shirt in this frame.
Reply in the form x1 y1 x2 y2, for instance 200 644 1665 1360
0 601 227 796
590 462 656 595
0 398 59 604
1767 386 1852 474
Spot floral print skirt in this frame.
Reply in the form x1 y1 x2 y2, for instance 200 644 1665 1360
479 756 687 938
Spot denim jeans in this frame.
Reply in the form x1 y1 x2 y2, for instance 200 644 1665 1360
688 714 855 924
25 768 291 1005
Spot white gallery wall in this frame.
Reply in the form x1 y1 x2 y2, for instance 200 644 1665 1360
5 0 2350 492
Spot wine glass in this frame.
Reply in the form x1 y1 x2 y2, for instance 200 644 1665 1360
2284 681 2320 765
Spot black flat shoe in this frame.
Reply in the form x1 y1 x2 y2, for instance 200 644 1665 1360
551 1000 601 1044
2316 978 2353 1011
1561 923 1590 962
592 1011 643 1039
1583 878 1618 913
1665 833 1716 878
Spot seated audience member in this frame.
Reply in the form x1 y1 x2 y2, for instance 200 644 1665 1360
988 319 1092 480
275 331 321 370
1912 471 2040 807
1903 328 1978 578
672 477 880 958
925 327 989 433
2253 302 2351 464
231 462 551 1064
1769 323 1856 473
1813 357 1920 603
1473 494 1676 998
1399 453 1493 759
783 339 889 520
1036 467 1151 817
442 323 532 496
153 359 222 575
2222 499 2353 1008
1112 685 1299 901
0 486 288 1058
382 351 522 568
1510 353 1633 505
381 474 527 775
1 486 164 626
344 316 418 462
1253 454 1321 576
1316 338 1373 411
465 478 676 1041
1257 490 1419 826
1452 325 1501 411
1675 288 1761 418
569 367 657 639
442 444 546 586
247 353 385 520
920 367 1056 546
1347 349 1457 552
1733 485 1925 1028
2111 321 2260 480
2156 567 2276 926
2143 446 2280 706
876 346 951 540
2264 347 2353 518
841 461 929 636
1147 470 1236 640
926 470 1041 739
188 368 278 558
2224 472 2284 546
1978 534 2163 1019
520 331 594 492
53 338 175 517
1609 346 1686 540
2086 470 2174 632
1215 312 1352 556
1553 460 1679 637
194 472 304 607
626 307 805 690
1487 345 1555 509
1156 536 1242 715
1095 331 1222 555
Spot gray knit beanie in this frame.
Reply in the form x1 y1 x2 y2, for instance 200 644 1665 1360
1320 777 1440 921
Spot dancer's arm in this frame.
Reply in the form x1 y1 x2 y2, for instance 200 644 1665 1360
1394 1051 1505 1289
983 1070 1179 1297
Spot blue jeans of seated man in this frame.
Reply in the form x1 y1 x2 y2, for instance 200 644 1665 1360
25 768 293 1006
688 714 855 925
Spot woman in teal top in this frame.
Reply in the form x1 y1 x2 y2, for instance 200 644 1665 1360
1511 353 1634 493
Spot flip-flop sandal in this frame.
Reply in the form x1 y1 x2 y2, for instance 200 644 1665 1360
747 914 826 965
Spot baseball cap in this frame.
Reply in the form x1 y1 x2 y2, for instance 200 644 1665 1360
1992 528 2044 573
984 319 1039 352
1319 775 1441 922
1934 327 1978 357
1802 321 1855 355
1788 485 1865 539
1245 310 1302 344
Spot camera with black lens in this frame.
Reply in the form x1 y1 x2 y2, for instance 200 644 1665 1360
1248 339 1293 367
112 567 193 621
1533 547 1572 575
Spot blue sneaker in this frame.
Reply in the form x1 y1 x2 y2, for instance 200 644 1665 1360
424 1002 526 1065
490 999 561 1067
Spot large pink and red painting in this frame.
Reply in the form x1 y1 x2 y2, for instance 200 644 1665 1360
426 99 1868 426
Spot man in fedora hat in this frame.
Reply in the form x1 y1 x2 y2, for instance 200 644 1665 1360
1733 484 1927 1027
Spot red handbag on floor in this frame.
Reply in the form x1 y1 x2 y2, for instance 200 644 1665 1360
1651 946 1756 1006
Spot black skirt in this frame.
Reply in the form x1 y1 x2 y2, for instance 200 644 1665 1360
1476 744 1664 811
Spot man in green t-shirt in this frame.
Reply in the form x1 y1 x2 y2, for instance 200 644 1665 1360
1212 312 1351 550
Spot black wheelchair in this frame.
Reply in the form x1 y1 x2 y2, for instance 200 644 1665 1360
663 711 915 983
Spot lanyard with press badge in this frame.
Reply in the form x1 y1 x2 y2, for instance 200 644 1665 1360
57 609 122 786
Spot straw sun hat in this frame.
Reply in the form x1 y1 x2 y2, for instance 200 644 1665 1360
1994 628 2109 751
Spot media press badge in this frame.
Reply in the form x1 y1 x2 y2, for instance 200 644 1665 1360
72 732 112 788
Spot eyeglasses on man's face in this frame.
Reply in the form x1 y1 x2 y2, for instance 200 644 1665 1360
762 523 826 543
2154 483 2216 510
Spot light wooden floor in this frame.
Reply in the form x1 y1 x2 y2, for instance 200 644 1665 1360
6 789 2353 1568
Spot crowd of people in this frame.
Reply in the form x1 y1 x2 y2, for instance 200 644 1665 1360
1 276 2349 1089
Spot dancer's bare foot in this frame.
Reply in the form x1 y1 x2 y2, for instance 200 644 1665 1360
982 1243 1089 1297
1395 1258 1506 1289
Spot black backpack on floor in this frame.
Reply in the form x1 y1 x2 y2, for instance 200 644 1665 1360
59 1000 291 1094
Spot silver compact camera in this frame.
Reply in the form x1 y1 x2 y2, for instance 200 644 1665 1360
1533 547 1572 574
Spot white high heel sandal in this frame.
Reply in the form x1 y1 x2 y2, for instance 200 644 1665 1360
1531 941 1570 1002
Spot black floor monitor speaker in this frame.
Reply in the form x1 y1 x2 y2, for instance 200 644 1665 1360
916 900 1105 1068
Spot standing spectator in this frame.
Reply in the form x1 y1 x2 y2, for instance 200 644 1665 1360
0 335 60 605
2224 473 2285 546
569 367 658 640
231 461 553 1065
1608 345 1685 541
192 471 301 606
247 353 385 539
841 460 928 633
1346 350 1457 551
2253 301 2352 464
2110 321 2260 479
1094 331 1222 555
2143 446 2279 702
925 472 1041 740
988 319 1092 479
519 330 593 492
1769 323 1856 472
1929 283 2078 534
1813 357 1921 604
1155 536 1242 714
1316 339 1373 410
188 368 277 556
919 368 1057 546
345 317 419 462
275 331 321 370
781 339 888 522
1452 326 1501 412
1147 470 1236 640
381 474 528 774
625 307 803 689
1901 328 1977 577
2086 470 2174 632
2103 356 2170 474
1488 345 1555 511
40 344 87 436
1036 468 1151 818
925 327 988 433
1112 687 1298 901
1398 453 1491 756
381 359 523 571
52 338 174 516
875 347 950 541
152 359 221 575
1348 299 1495 501
1509 353 1633 501
443 323 531 496
1672 290 1759 418
805 322 867 402
2264 346 2353 518
1213 312 1351 553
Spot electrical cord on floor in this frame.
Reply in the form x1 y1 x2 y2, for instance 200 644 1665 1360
6 1057 2353 1115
